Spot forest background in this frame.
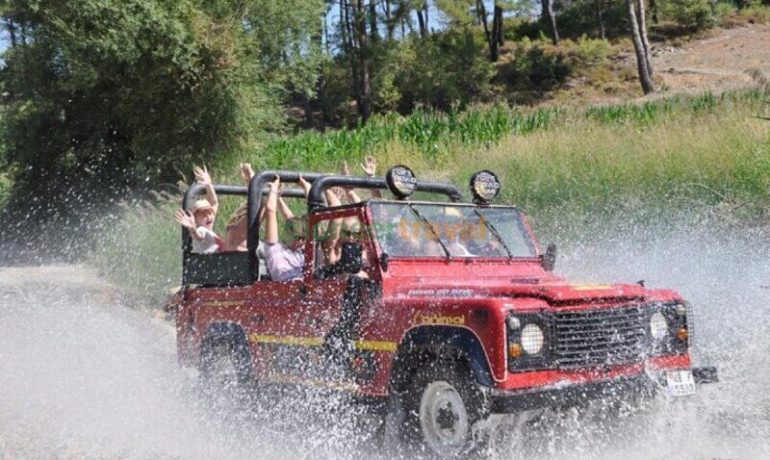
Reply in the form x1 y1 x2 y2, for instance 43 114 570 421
0 0 768 297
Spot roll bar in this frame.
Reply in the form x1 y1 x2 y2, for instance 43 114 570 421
182 182 306 286
246 171 329 278
182 169 467 285
307 175 464 212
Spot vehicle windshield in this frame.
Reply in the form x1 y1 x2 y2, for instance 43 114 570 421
370 202 537 258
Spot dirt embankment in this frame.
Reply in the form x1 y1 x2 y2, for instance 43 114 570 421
653 23 770 95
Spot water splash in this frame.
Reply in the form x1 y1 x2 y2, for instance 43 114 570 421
1 215 768 459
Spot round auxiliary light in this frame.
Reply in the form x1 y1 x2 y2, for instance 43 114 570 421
385 165 418 199
650 312 668 340
674 304 687 316
469 170 501 204
507 316 521 331
520 323 545 355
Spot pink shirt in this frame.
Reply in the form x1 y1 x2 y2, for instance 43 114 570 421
264 243 304 281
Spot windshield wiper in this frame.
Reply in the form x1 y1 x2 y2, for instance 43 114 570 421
473 209 514 259
407 204 451 259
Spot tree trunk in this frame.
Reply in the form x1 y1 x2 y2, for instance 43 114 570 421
369 0 379 42
541 0 559 45
637 0 653 77
384 0 394 40
649 0 658 24
353 0 372 123
477 0 494 61
626 0 655 94
416 5 427 38
597 0 606 39
494 4 504 46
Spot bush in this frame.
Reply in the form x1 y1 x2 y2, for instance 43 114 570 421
659 0 716 30
555 0 629 39
569 35 611 67
509 45 571 91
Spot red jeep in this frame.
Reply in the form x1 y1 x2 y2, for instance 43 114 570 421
175 166 717 457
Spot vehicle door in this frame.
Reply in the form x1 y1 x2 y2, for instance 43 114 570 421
297 207 380 381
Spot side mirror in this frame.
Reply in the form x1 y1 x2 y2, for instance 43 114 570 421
339 242 363 274
542 243 557 272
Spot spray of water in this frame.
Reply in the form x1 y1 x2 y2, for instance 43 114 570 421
1 216 768 459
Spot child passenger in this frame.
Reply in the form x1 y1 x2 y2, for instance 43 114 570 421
175 166 222 254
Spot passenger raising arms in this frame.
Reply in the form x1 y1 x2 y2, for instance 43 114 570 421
263 175 307 282
175 166 222 254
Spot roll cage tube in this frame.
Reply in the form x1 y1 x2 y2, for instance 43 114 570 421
307 175 465 213
247 171 329 279
181 182 306 285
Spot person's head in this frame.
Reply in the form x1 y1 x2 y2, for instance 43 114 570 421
341 221 364 243
284 216 308 251
223 204 248 250
192 199 216 230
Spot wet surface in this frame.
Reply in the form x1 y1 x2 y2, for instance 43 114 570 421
1 220 768 459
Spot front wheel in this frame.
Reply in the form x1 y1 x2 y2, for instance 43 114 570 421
401 361 490 458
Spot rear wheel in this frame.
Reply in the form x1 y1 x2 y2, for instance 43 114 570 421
199 338 254 406
399 361 490 458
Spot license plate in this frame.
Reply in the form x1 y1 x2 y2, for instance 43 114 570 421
666 370 696 397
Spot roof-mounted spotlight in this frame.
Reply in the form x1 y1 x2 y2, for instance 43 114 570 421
386 165 417 200
470 170 501 204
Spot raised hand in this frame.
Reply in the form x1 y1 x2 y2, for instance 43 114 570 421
269 175 281 192
360 155 376 177
298 173 311 197
266 175 281 213
342 160 351 176
175 209 196 230
194 165 212 186
240 163 254 183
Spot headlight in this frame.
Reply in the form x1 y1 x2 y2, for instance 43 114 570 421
650 312 668 340
521 323 545 354
507 316 521 330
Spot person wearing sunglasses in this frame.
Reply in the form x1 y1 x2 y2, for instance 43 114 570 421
263 175 307 282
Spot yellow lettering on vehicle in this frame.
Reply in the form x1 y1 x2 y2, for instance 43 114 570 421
197 300 242 308
572 284 613 291
249 334 397 352
249 334 323 347
412 311 466 326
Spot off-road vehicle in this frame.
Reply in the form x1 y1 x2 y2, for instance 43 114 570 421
174 166 717 457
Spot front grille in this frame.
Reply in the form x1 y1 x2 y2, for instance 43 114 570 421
551 305 648 367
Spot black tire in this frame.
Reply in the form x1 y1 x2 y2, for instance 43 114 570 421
199 337 254 405
398 360 490 459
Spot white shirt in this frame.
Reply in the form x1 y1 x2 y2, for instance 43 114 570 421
192 227 220 254
264 243 304 281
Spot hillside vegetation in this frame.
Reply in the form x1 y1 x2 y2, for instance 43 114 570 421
90 89 770 301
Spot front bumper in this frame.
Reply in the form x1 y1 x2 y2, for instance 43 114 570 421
488 366 718 413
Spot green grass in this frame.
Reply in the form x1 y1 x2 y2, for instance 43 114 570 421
89 89 770 302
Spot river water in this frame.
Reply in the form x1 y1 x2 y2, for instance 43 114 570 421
0 219 768 459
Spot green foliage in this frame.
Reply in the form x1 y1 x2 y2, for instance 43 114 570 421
91 89 770 299
89 193 181 303
553 0 629 39
317 26 494 122
569 35 611 67
658 0 716 30
396 28 495 111
505 43 571 91
0 0 325 255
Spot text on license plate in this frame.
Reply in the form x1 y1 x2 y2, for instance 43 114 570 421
666 370 696 397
